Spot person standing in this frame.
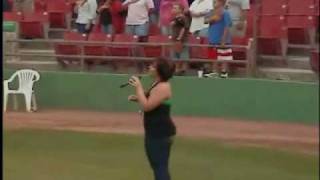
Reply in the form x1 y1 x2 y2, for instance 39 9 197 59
159 0 189 35
75 0 98 34
205 0 232 78
97 0 124 34
225 0 250 37
128 57 176 180
189 0 213 37
122 0 154 39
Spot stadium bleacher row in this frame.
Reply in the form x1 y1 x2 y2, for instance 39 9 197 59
3 0 319 77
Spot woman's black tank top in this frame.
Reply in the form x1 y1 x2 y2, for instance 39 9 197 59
143 82 176 138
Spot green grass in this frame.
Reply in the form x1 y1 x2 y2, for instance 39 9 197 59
4 129 319 180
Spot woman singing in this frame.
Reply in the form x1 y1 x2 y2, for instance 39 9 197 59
128 57 176 180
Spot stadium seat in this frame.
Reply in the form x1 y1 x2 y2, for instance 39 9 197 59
287 0 316 15
261 0 288 15
110 34 138 57
34 0 47 12
19 12 49 39
189 35 207 59
287 15 318 44
84 33 113 66
3 11 23 21
149 24 161 36
54 32 88 67
143 35 171 57
258 15 287 38
46 1 72 28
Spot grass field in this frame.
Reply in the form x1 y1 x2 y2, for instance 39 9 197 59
4 129 319 180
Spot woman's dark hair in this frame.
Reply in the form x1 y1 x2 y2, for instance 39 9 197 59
154 57 176 82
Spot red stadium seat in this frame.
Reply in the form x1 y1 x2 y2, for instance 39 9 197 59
188 35 208 59
34 0 47 12
54 32 88 66
19 12 49 38
287 15 318 44
3 11 23 21
149 24 161 36
261 0 288 15
84 33 113 67
84 33 112 58
287 0 316 15
46 1 72 28
258 15 287 38
110 34 138 57
143 35 171 57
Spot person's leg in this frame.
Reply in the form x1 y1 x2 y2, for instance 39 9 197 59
145 137 173 180
76 23 87 33
198 27 209 38
125 25 135 35
102 24 113 34
136 22 149 37
161 26 171 35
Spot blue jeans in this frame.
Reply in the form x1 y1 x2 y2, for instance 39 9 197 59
76 23 91 34
161 26 172 35
125 22 149 36
194 27 209 38
102 24 113 34
145 136 173 180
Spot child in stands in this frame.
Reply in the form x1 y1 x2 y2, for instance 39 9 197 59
171 2 190 75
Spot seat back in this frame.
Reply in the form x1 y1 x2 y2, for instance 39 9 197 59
20 12 49 38
261 0 288 15
288 0 316 15
3 11 23 21
111 34 138 56
258 15 287 38
11 69 40 92
144 35 171 57
85 33 113 56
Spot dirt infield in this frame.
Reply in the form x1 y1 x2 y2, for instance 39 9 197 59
3 110 319 155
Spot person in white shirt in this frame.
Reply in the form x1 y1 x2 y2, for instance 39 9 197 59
122 0 154 38
189 0 213 37
75 0 98 33
225 0 250 37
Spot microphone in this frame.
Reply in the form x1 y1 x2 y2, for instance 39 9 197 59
120 76 142 88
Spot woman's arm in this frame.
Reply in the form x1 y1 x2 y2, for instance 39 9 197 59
129 76 170 112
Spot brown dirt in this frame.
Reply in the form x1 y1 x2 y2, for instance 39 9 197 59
3 110 319 155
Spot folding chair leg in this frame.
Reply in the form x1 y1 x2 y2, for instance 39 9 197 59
24 93 32 112
3 93 8 112
13 94 18 111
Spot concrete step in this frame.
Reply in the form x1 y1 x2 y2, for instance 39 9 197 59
17 49 56 61
257 67 318 82
258 55 311 70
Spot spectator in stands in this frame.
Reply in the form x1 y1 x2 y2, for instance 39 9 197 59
205 0 232 78
225 0 250 37
97 0 124 34
150 0 161 25
75 0 98 34
122 0 154 41
171 2 190 75
189 0 212 37
13 0 33 12
159 0 189 35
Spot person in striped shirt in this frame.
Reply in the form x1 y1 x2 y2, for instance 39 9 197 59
205 0 232 78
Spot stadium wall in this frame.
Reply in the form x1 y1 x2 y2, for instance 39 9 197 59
3 70 319 124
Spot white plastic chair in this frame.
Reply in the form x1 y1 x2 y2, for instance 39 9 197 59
3 69 40 112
